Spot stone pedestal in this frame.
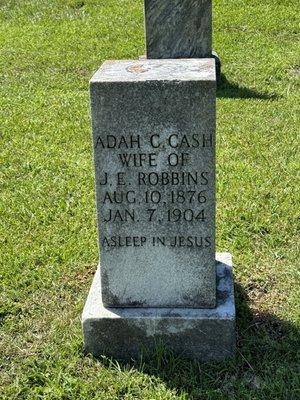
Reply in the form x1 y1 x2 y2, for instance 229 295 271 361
82 253 235 361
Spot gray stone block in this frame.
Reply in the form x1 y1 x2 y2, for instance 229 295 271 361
144 0 212 59
90 59 216 309
82 253 236 361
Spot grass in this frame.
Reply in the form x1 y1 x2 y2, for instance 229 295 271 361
0 0 299 398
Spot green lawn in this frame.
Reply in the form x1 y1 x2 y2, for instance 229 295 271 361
0 0 299 398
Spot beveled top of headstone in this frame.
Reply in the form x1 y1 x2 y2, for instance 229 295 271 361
90 59 216 83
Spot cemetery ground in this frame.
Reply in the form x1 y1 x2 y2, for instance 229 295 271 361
0 0 299 399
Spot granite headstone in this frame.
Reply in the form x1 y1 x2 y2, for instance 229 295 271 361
82 59 236 360
90 59 216 309
144 0 212 59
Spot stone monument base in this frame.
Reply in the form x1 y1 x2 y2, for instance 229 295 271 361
82 253 235 362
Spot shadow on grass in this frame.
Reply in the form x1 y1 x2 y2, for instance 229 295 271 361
217 74 282 100
95 283 299 398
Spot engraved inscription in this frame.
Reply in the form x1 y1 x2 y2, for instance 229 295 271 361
95 133 214 249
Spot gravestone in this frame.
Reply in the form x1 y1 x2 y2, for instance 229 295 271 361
144 0 212 59
90 59 216 309
82 58 236 360
144 0 221 80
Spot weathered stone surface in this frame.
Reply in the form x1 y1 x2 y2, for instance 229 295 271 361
90 59 216 308
82 253 236 361
212 50 221 83
144 0 212 59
